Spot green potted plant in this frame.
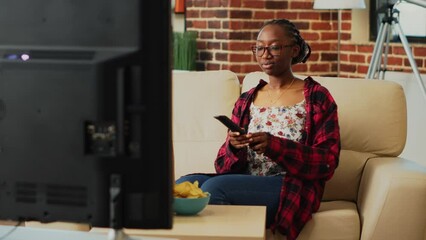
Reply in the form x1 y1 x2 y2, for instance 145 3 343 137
173 31 197 70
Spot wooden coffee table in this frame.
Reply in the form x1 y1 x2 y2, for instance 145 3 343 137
91 205 267 240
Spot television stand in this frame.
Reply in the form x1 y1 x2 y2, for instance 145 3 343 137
108 228 127 240
108 175 128 240
106 175 175 240
108 228 152 240
0 174 174 240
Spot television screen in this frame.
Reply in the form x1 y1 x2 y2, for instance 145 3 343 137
0 0 173 230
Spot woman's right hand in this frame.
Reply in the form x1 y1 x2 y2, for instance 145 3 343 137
228 131 252 149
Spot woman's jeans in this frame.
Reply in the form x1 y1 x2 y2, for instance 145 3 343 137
176 174 283 227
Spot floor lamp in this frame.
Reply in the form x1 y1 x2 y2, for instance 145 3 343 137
313 0 366 77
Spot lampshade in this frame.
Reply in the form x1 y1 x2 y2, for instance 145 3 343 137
313 0 366 9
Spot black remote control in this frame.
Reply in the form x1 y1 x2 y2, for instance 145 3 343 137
214 115 246 134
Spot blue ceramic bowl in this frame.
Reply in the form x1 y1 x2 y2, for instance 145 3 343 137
173 193 210 216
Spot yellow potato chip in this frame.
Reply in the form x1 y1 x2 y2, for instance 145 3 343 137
174 181 208 198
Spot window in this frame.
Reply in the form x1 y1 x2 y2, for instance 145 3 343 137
370 0 426 43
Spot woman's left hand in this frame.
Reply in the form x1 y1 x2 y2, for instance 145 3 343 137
248 132 270 154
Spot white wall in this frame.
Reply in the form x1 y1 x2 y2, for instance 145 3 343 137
384 71 426 167
171 0 185 33
172 13 185 33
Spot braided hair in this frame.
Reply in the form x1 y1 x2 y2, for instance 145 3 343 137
259 19 311 65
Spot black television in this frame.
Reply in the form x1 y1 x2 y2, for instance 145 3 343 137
0 0 173 232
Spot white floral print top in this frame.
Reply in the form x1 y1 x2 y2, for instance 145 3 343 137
247 100 306 176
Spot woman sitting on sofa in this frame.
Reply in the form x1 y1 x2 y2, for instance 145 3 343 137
176 19 340 240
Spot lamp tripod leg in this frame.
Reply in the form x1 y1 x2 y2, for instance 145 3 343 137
380 21 393 79
393 21 426 100
367 21 389 79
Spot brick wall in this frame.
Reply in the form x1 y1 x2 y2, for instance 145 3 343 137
185 0 426 81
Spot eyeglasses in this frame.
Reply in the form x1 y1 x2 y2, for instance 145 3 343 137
251 44 294 57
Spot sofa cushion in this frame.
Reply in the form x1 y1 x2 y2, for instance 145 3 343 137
266 201 360 240
172 70 241 179
322 150 375 202
298 201 360 240
314 76 406 157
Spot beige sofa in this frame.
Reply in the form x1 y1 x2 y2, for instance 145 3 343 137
172 70 426 240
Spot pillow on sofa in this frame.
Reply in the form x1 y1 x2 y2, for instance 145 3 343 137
172 70 241 179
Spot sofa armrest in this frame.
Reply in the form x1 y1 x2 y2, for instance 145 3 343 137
357 157 426 240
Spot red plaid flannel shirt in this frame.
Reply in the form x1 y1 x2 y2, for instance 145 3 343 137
214 77 341 240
